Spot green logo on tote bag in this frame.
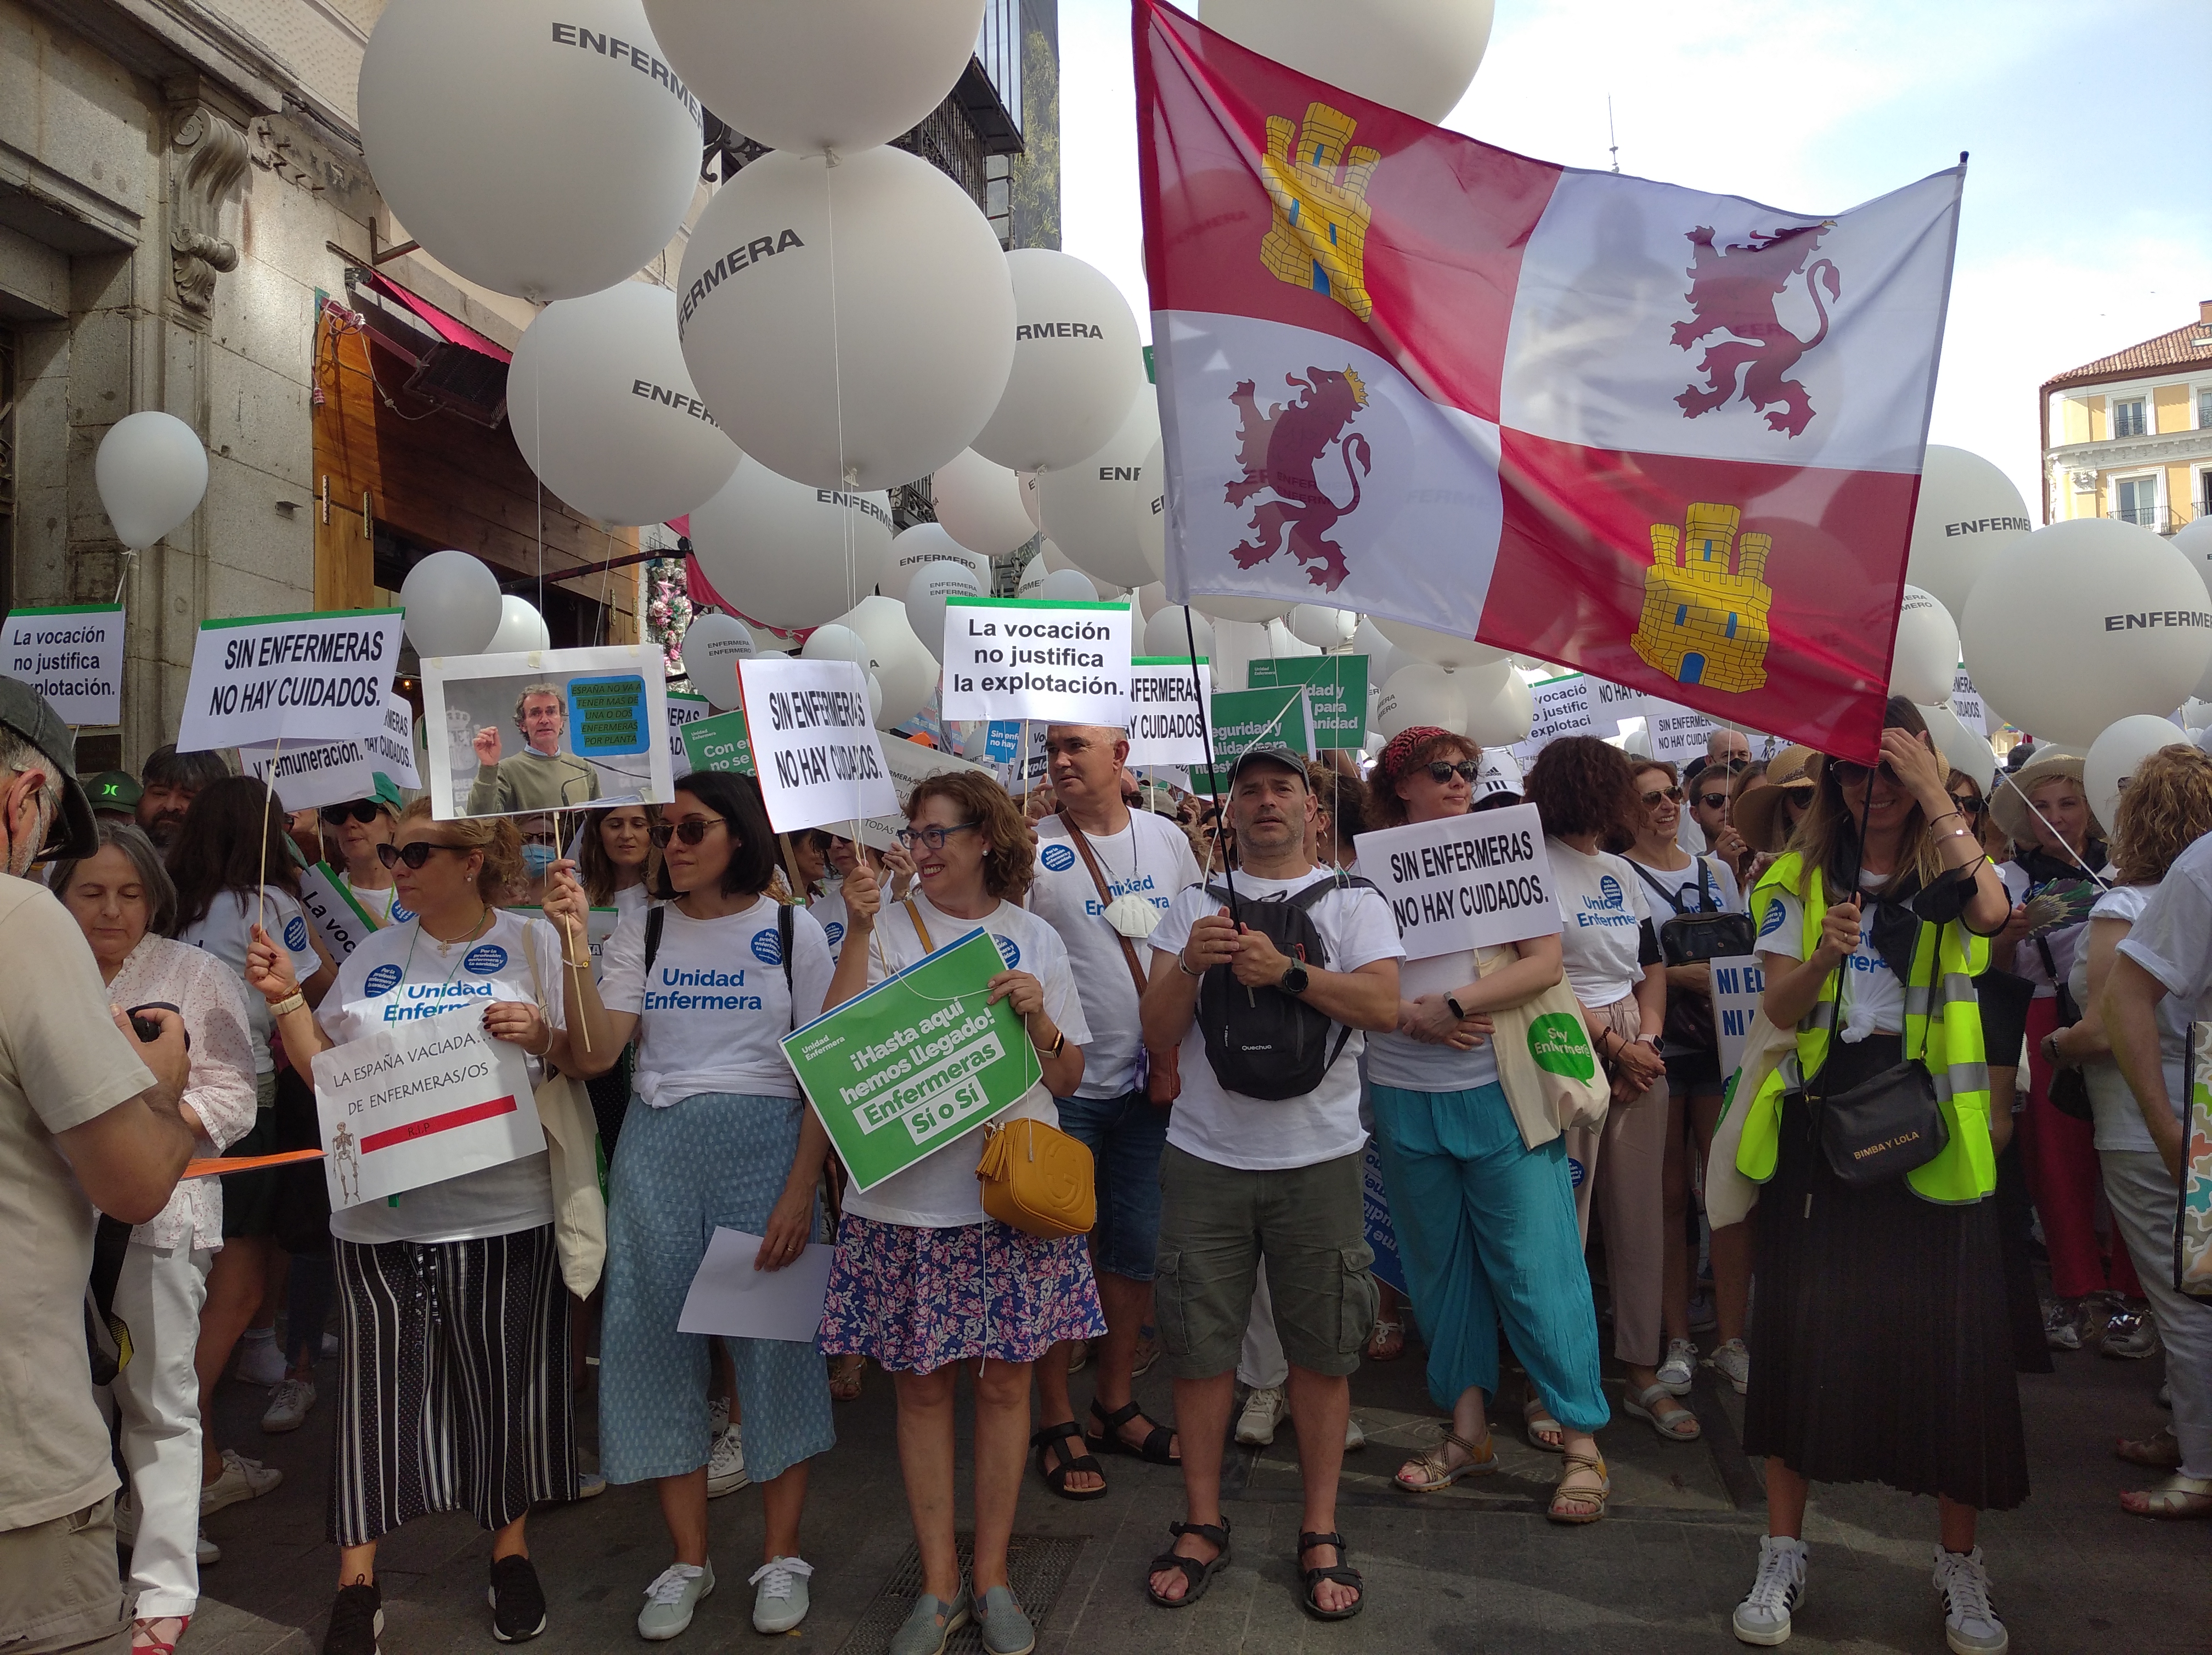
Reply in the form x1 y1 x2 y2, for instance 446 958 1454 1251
1527 1012 1596 1081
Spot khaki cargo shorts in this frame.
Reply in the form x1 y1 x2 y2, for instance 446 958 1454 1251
0 1493 128 1655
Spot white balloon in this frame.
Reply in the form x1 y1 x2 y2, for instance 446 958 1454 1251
507 283 738 526
1961 519 2212 748
866 672 883 724
1350 617 1402 687
397 549 503 659
1146 605 1214 660
677 612 756 709
676 146 1014 490
1904 446 2033 620
1288 604 1357 649
94 411 207 550
801 624 868 668
642 0 983 156
1015 554 1048 598
1198 595 1295 623
1917 700 1996 794
1375 664 1467 739
1444 658 1516 711
1037 568 1100 604
2084 714 2193 834
839 596 938 729
1375 617 1509 672
904 561 984 661
1464 673 1534 746
1019 471 1042 530
487 595 550 654
883 523 991 601
1138 436 1167 582
2167 516 2212 699
1263 620 1322 659
687 455 893 630
1197 0 1494 121
1887 585 1960 706
971 251 1146 474
1037 392 1160 589
1135 583 1169 622
929 449 1037 559
358 0 698 301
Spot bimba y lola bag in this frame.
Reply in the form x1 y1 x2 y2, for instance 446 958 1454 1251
1808 909 1948 1188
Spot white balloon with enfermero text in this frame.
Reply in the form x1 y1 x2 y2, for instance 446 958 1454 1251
970 250 1146 475
687 455 894 631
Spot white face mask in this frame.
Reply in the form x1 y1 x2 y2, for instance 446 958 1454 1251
1102 891 1161 939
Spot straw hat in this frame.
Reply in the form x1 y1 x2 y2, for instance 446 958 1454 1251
1990 748 2089 847
1731 743 1819 852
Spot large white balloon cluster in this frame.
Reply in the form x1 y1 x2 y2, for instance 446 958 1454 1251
884 523 992 601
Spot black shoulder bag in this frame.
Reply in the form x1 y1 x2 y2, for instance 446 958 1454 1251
1632 858 1754 1056
1805 877 1949 1188
2034 933 2094 1122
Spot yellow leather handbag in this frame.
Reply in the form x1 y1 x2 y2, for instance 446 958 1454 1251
975 1116 1096 1240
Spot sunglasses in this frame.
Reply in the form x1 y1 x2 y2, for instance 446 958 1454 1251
1828 758 1899 789
376 841 466 870
320 801 386 825
1694 791 1731 811
896 821 980 851
1424 761 1482 784
1948 792 1988 818
648 817 726 848
1641 785 1686 806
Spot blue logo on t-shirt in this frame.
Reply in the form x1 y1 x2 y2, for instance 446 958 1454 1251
1567 1156 1587 1189
1598 874 1623 908
363 963 403 997
464 944 507 975
823 921 845 947
1040 843 1076 872
284 915 309 952
1759 899 1786 940
391 901 415 924
751 928 783 965
995 935 1021 969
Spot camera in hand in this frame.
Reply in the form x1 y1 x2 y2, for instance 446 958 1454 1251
126 1002 190 1050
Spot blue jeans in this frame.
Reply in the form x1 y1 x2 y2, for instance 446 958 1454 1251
1052 1089 1169 1282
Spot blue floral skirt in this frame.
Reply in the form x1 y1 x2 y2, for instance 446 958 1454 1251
819 1214 1106 1374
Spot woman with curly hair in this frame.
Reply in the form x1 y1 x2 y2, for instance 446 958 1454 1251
2044 744 2212 1518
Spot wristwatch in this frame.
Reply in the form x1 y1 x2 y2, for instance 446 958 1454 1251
1446 994 1469 1020
1279 962 1310 995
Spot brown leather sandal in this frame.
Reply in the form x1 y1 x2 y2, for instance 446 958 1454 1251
1395 1426 1498 1492
1547 1450 1610 1524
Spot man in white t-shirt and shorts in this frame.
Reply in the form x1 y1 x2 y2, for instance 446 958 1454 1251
1138 743 1403 1620
1027 724 1203 1495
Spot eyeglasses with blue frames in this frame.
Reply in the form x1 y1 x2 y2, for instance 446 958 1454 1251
895 821 980 852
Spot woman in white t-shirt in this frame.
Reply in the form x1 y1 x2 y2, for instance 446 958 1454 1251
1522 739 1696 1446
244 801 577 1650
548 773 840 1637
321 772 405 924
817 770 1103 1655
571 802 657 1156
2045 746 2212 1518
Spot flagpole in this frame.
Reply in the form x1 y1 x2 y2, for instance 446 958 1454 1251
1183 606 1239 923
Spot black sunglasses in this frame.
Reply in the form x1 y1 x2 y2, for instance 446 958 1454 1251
377 841 466 870
1948 792 1988 818
896 821 980 851
1423 761 1482 784
1694 791 1732 810
649 817 727 848
1829 758 1899 789
1641 785 1686 806
320 801 386 825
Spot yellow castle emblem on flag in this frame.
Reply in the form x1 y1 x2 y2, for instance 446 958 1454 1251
1259 102 1379 321
1630 504 1773 692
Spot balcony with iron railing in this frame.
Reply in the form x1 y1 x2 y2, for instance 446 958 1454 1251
2108 504 2201 536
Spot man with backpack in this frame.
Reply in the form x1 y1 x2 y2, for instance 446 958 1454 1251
1137 744 1402 1622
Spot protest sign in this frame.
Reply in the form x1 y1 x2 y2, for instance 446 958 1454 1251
1126 657 1214 768
1361 1141 1407 1294
239 733 375 810
667 689 710 772
1188 684 1312 794
176 609 404 753
419 644 672 820
854 738 997 854
736 655 897 834
1526 673 1607 749
982 720 1022 765
1248 654 1368 748
309 1005 541 1211
676 1227 836 1343
1351 802 1556 959
939 596 1132 726
1644 699 1721 768
1950 667 1988 736
1709 954 1767 1078
298 862 382 962
3 604 124 726
679 706 754 776
783 928 1040 1192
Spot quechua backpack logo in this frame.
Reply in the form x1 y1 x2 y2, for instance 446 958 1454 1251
1197 874 1376 1100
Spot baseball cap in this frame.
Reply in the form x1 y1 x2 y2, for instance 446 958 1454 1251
1474 751 1523 804
0 677 99 859
1223 742 1308 785
366 772 406 813
87 770 144 811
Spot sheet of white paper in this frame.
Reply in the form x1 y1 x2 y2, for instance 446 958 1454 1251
675 1226 836 1344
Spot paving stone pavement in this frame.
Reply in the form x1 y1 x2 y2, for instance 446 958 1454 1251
178 1324 2203 1655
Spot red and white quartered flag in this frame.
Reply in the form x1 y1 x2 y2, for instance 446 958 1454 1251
1136 0 1962 762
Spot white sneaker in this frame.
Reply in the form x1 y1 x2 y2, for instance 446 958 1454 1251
1933 1546 2007 1655
235 1332 286 1388
1732 1535 1806 1645
748 1556 813 1634
706 1425 750 1498
1343 1412 1366 1451
200 1449 283 1515
1709 1338 1751 1395
637 1563 713 1641
262 1377 316 1433
198 1528 221 1567
1234 1384 1287 1447
707 1397 730 1438
1657 1338 1699 1396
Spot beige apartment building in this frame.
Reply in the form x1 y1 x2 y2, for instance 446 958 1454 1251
2040 299 2212 534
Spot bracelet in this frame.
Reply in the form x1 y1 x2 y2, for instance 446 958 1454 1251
268 989 306 1019
1940 826 1974 842
561 954 591 970
1177 952 1204 978
1928 809 1962 828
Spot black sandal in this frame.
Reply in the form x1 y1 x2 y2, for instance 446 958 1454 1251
1087 1397 1180 1465
1297 1531 1364 1622
1145 1518 1231 1608
1030 1421 1107 1502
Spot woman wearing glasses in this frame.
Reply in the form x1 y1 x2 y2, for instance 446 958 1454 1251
242 801 578 1655
321 774 407 922
1358 730 1611 1523
546 772 841 1639
817 770 1102 1655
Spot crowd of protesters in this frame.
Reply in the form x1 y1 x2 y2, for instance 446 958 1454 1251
4 677 2208 1655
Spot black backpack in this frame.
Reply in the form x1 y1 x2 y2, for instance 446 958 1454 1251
1196 873 1376 1101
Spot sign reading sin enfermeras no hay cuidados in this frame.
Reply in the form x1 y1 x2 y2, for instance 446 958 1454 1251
176 609 404 753
1352 803 1559 959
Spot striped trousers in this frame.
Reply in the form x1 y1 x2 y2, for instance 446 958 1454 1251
328 1227 575 1547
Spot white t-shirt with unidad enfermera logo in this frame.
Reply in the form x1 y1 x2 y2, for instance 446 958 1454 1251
1547 838 1652 1011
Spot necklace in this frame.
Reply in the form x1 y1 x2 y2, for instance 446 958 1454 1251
396 905 494 987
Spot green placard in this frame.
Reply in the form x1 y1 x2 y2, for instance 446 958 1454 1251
783 928 1041 1192
1248 654 1369 746
680 707 754 776
1188 685 1313 795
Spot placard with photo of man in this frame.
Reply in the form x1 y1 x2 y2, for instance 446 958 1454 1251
420 644 673 821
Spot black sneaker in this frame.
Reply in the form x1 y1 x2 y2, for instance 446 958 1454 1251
323 1583 383 1655
488 1555 548 1643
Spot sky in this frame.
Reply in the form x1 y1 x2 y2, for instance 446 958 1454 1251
1059 0 2211 521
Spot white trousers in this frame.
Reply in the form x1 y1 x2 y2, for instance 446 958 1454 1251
2100 1149 2212 1480
1237 1262 1288 1391
110 1242 213 1618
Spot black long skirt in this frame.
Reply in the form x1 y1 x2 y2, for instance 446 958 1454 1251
1742 1033 2030 1510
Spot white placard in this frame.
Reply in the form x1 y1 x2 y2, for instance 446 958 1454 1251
1526 674 1604 748
419 644 672 820
1351 802 1558 959
241 689 422 806
854 738 998 853
176 608 403 753
1125 657 1214 768
3 604 125 727
736 655 898 835
1950 667 1987 736
939 596 1132 726
309 1006 541 1210
298 862 382 962
1709 953 1767 1078
1645 699 1720 768
675 1226 835 1343
667 689 710 771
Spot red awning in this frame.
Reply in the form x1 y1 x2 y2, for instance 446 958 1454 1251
361 269 512 363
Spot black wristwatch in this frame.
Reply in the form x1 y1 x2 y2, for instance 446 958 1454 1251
1446 994 1469 1020
1279 961 1311 996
